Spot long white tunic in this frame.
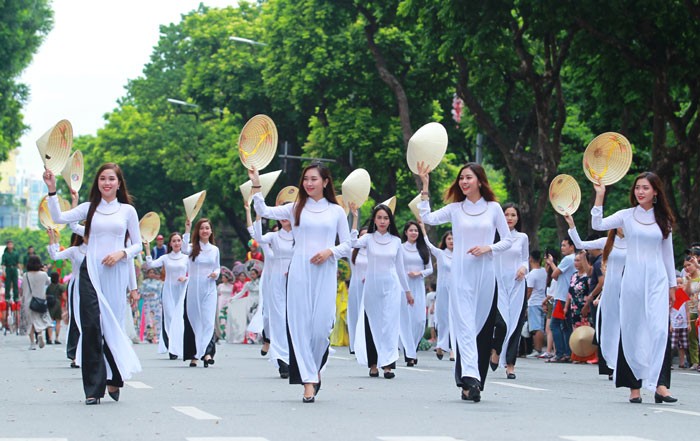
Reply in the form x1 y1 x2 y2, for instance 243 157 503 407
420 197 513 382
246 223 274 337
48 196 142 381
426 240 453 353
351 230 410 368
177 235 220 359
592 205 676 391
145 251 188 354
252 192 351 384
494 229 529 367
348 248 368 353
252 221 294 366
568 227 627 370
48 243 86 362
400 241 433 359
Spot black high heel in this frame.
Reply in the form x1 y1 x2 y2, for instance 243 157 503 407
302 396 315 403
313 381 321 396
654 393 678 403
461 385 481 403
85 397 100 405
384 371 395 379
189 360 197 367
261 348 268 356
169 353 178 360
629 397 642 404
278 360 290 379
108 388 120 402
369 369 379 377
436 349 444 360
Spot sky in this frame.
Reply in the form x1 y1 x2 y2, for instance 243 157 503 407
17 0 238 177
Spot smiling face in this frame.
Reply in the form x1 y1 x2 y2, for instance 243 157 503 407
303 168 327 200
634 177 657 208
98 168 120 200
405 224 419 243
198 221 212 242
445 233 454 251
458 166 481 200
373 208 391 234
504 207 519 230
170 234 182 253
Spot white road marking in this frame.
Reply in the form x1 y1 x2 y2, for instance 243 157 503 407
560 437 657 441
674 372 699 376
186 438 270 441
395 366 434 373
329 355 352 361
490 381 548 391
378 437 463 441
125 381 152 389
172 406 221 420
650 407 700 417
0 439 68 441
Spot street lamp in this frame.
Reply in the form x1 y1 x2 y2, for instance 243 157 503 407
229 36 267 46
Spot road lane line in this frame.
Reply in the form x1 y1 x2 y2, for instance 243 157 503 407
395 367 434 373
378 437 463 441
0 438 69 441
650 407 700 417
329 355 352 361
172 406 221 420
560 437 657 441
125 381 152 389
490 381 548 391
186 438 270 441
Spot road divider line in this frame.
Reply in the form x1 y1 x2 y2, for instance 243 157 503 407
378 437 462 441
560 436 657 441
186 438 270 441
395 366 434 373
172 406 221 420
491 381 548 391
650 407 700 417
125 381 152 389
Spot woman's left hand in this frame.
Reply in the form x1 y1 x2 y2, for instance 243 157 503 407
669 287 676 307
408 271 422 278
208 272 218 279
310 249 333 265
468 245 491 256
406 291 414 305
102 250 126 266
515 267 527 281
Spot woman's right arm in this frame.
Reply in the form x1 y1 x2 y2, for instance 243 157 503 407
47 197 88 224
145 254 166 269
567 225 607 250
252 193 293 221
350 230 370 249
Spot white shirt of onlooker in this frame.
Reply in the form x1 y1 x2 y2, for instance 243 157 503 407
526 267 547 307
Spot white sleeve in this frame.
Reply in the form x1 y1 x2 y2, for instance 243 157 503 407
591 206 624 231
252 192 293 221
47 196 88 224
663 232 677 288
182 233 191 255
395 243 410 292
350 230 370 249
568 227 607 250
419 200 452 226
145 255 166 269
490 205 514 253
129 262 137 291
330 207 352 259
122 206 143 259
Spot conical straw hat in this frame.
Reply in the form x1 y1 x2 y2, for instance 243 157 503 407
60 150 84 192
569 325 597 357
583 132 632 185
275 186 298 206
36 120 73 174
548 174 581 215
341 169 371 210
408 193 422 221
336 195 349 215
379 196 397 214
139 212 161 243
183 190 207 221
406 122 448 174
38 195 71 231
238 114 278 171
239 170 282 203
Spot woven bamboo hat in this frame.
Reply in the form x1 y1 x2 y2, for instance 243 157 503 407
183 190 207 221
548 174 581 215
406 122 448 174
60 150 84 192
379 196 396 214
139 212 161 243
583 132 632 185
408 193 422 221
341 169 371 211
36 120 73 174
38 195 71 231
275 186 298 206
569 325 597 357
238 114 278 171
239 170 282 203
336 195 350 215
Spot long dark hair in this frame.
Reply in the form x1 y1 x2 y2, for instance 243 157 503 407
502 202 521 231
167 232 182 253
70 232 84 247
351 226 368 265
629 172 674 239
439 231 453 250
293 162 339 226
444 163 497 204
189 218 215 261
601 229 618 272
84 163 133 241
402 220 430 265
367 204 400 237
26 255 42 272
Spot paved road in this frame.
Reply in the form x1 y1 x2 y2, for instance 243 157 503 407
0 332 697 441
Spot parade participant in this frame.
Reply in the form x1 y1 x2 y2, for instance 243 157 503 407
48 229 86 367
245 202 273 353
44 163 142 405
400 220 433 366
349 203 413 379
179 218 220 367
591 172 677 403
249 163 351 403
424 229 454 361
250 203 294 378
348 226 368 354
491 203 529 379
417 161 513 403
145 229 191 359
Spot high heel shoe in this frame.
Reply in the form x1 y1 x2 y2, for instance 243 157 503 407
108 388 120 402
506 372 516 380
189 360 197 367
461 385 481 403
302 396 315 403
383 371 395 379
436 349 444 360
169 353 178 360
654 393 678 403
85 397 100 405
203 356 214 367
369 369 379 377
313 381 321 396
629 397 642 404
489 360 498 371
261 348 268 356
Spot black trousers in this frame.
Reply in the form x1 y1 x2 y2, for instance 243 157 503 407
615 333 672 389
364 313 396 369
66 282 80 360
455 286 498 390
182 294 216 361
492 288 527 366
594 312 614 376
161 307 170 351
79 260 122 399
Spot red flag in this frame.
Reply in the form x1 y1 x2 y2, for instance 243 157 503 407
674 287 690 311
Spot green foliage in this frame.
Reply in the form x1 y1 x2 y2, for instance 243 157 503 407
0 227 72 271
